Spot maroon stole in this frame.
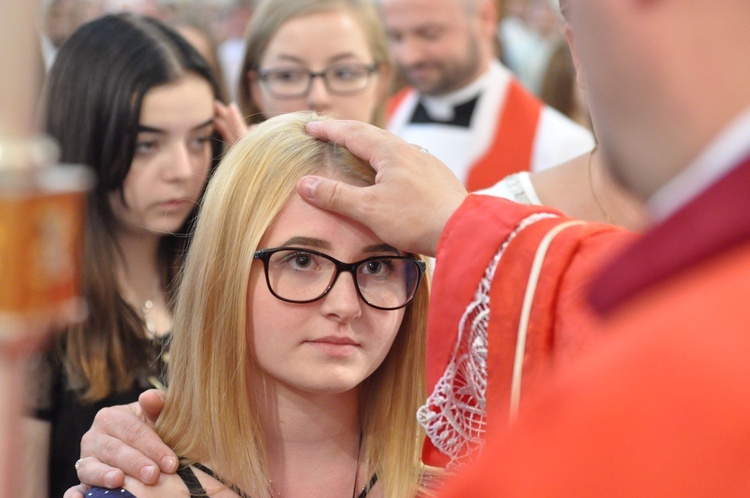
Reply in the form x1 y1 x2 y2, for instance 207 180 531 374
590 155 750 314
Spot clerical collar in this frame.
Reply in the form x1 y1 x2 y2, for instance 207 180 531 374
410 97 478 127
649 106 750 221
417 63 495 122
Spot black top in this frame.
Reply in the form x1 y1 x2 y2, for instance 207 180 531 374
180 463 377 498
85 464 377 498
178 464 252 498
29 335 170 498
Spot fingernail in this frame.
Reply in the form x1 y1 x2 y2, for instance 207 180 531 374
162 455 178 471
299 177 319 199
104 470 118 488
141 464 156 482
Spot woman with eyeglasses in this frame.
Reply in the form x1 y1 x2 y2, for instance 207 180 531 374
74 112 430 498
214 0 393 143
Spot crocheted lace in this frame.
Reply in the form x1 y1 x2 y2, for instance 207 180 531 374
416 212 558 468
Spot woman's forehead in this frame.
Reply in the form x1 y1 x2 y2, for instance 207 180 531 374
264 9 374 64
261 192 383 249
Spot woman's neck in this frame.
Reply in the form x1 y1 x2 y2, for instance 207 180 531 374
259 385 366 498
114 229 172 336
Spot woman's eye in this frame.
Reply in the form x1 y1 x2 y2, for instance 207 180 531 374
273 70 304 83
366 261 382 273
334 68 354 79
293 254 312 268
189 135 212 151
135 140 158 155
333 66 367 81
278 251 318 271
363 259 394 276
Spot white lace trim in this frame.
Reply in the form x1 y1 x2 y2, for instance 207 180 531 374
417 212 558 468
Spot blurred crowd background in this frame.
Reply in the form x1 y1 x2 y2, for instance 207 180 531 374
37 0 589 130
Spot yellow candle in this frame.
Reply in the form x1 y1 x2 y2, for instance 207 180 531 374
0 0 40 143
1 2 44 495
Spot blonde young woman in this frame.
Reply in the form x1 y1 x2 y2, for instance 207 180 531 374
77 112 429 498
214 0 393 142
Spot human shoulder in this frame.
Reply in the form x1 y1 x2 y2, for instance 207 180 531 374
91 465 246 498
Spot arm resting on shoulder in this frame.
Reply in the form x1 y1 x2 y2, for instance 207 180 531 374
68 389 176 494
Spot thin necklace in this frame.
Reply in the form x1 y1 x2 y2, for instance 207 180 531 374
268 434 368 498
587 145 613 224
268 479 281 498
141 299 156 334
141 298 169 390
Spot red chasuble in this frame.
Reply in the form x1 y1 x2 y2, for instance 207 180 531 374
438 158 750 496
421 195 635 467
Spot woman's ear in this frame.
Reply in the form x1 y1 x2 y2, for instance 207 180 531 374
248 70 264 114
375 62 394 102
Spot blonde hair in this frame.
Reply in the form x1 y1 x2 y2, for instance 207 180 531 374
156 112 427 497
238 0 392 127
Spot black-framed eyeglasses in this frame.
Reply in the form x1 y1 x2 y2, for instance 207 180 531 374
253 247 426 311
256 63 380 98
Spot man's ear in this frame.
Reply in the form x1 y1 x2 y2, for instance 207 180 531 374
478 0 499 40
564 23 586 91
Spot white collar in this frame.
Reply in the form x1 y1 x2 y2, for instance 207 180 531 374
419 60 503 121
649 107 750 220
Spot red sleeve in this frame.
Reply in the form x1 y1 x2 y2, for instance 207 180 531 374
423 196 557 466
426 195 558 397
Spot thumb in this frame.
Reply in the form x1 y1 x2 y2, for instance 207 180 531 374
138 388 166 425
297 175 366 221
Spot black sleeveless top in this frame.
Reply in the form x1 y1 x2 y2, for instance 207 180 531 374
29 334 171 498
177 463 378 498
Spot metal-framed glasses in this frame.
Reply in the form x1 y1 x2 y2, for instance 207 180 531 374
256 63 380 98
253 247 426 311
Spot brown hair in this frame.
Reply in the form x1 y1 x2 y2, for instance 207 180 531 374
44 13 224 401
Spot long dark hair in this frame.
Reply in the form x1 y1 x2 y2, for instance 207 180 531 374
43 13 224 401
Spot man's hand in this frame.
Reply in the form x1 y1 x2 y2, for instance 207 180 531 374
63 389 176 497
299 120 468 257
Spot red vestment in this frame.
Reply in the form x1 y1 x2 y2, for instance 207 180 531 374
438 157 750 495
386 62 594 191
388 81 541 191
421 196 635 467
